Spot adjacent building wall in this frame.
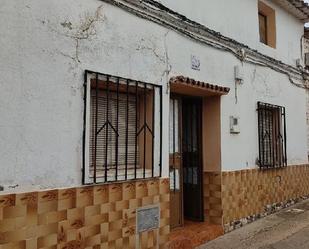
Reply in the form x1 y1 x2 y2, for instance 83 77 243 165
159 0 304 66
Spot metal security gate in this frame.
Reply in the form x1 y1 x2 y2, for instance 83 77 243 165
182 98 204 222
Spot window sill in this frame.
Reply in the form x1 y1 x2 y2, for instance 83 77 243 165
259 41 276 50
89 168 156 183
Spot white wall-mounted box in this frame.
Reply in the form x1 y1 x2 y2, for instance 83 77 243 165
230 116 240 134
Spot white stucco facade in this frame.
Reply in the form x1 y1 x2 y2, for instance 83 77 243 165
0 0 308 190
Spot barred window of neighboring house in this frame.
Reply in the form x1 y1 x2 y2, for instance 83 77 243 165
83 71 162 184
257 102 287 168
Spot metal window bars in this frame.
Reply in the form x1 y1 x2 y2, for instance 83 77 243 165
257 102 287 169
83 70 162 184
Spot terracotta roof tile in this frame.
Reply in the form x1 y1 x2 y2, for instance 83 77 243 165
170 76 230 96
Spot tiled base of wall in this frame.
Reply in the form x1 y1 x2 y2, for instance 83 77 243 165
0 179 170 249
203 172 222 225
223 195 309 233
221 164 309 224
10 165 308 249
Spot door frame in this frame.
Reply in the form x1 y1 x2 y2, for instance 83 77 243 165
169 94 204 229
169 94 184 229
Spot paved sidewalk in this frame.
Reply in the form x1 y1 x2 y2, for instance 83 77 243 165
198 199 309 249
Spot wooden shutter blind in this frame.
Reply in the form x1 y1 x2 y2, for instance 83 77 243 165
89 90 138 170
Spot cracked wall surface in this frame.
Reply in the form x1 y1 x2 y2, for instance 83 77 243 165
0 0 308 191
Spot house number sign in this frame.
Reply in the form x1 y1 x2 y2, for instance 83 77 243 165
191 55 201 71
136 205 160 233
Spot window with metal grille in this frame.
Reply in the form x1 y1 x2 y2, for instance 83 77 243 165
83 71 162 184
257 102 287 169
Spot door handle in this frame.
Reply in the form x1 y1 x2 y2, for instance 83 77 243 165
173 153 182 159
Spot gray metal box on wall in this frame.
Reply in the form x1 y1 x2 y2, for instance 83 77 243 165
136 205 160 232
136 205 160 249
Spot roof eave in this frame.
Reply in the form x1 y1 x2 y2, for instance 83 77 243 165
272 0 309 23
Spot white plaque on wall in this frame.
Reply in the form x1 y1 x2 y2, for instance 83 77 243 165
191 55 201 71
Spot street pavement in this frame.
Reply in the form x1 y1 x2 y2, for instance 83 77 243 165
198 199 309 249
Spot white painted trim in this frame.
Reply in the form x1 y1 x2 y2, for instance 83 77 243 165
84 71 92 184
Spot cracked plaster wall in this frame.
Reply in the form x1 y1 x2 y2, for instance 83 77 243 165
0 0 307 191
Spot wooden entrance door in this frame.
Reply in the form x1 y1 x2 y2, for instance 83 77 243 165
169 97 183 229
182 97 204 221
